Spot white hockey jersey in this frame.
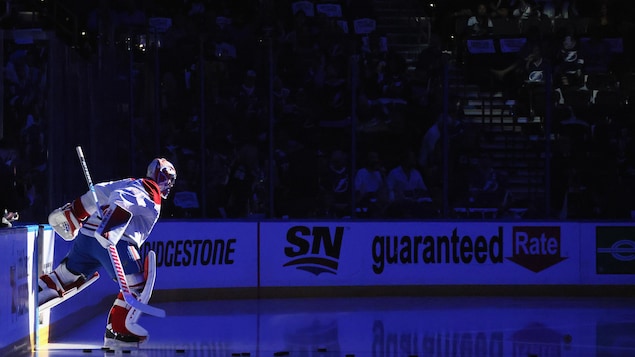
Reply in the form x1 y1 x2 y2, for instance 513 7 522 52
77 178 162 248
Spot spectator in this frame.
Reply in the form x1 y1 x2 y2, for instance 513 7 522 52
418 117 442 170
19 105 46 168
318 149 351 218
466 155 507 209
417 97 468 208
512 0 540 20
354 151 389 218
591 0 619 36
523 44 550 82
554 33 585 87
467 3 494 36
490 26 550 99
204 133 235 218
358 51 409 128
386 151 435 218
225 143 266 218
488 0 512 18
231 69 266 142
551 0 580 18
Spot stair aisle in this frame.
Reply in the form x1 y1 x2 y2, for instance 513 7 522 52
372 0 432 69
449 63 548 216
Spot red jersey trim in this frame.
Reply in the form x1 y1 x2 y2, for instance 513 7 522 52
141 178 162 204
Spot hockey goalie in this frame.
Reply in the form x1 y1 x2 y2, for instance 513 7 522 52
39 158 176 348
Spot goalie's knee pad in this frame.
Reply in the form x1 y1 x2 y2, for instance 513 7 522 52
38 260 85 306
124 249 156 302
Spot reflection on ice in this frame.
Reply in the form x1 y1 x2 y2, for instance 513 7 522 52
41 297 635 357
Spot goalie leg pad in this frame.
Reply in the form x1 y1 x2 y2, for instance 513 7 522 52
105 251 156 343
38 260 99 309
125 250 157 336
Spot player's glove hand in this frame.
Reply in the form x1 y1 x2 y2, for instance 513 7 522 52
48 203 82 241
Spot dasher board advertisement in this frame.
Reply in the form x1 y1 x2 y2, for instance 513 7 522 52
259 222 581 287
581 223 635 284
142 221 258 289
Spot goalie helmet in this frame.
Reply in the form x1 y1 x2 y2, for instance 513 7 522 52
146 158 177 199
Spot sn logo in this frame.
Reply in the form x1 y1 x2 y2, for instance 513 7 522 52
283 226 345 275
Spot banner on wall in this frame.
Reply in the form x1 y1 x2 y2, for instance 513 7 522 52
259 222 581 287
140 221 258 289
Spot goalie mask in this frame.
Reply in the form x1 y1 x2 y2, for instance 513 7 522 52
146 158 177 198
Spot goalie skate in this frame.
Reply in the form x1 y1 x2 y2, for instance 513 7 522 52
39 272 100 312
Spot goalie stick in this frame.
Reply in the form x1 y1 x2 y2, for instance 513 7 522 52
76 146 165 318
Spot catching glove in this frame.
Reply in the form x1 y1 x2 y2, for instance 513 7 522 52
48 203 84 241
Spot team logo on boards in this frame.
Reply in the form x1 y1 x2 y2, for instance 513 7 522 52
596 226 635 274
283 226 345 275
506 226 566 273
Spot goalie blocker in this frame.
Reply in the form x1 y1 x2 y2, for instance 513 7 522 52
95 204 133 248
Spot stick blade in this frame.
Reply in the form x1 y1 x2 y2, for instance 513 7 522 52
123 292 166 318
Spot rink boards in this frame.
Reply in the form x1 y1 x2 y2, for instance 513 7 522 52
1 220 635 354
143 221 635 290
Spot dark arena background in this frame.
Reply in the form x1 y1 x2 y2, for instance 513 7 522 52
1 0 635 356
